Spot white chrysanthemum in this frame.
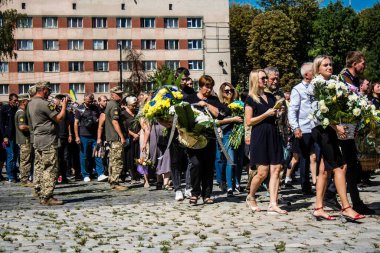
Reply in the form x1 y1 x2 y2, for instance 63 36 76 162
348 94 358 102
353 108 361 117
169 105 175 115
359 99 367 107
336 90 343 97
320 105 329 113
319 100 326 107
327 81 336 89
195 113 212 123
322 118 330 126
370 104 376 111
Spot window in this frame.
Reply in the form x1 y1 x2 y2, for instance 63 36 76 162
92 17 107 28
68 40 84 50
93 40 108 50
19 84 32 94
117 40 132 50
69 83 85 93
121 3 125 10
165 60 180 70
43 40 59 50
188 60 203 70
18 62 34 73
169 4 173 10
50 83 60 94
43 17 58 28
119 61 133 71
141 40 156 50
69 62 84 72
67 17 83 28
0 84 9 95
72 3 76 9
21 3 26 9
140 18 155 28
143 61 157 71
95 83 109 93
94 61 109 72
165 40 179 50
44 62 60 72
17 40 33 50
187 18 202 28
116 18 131 28
188 39 203 50
142 82 154 91
164 18 178 28
0 62 8 72
16 17 32 28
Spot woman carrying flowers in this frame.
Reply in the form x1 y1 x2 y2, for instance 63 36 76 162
310 55 365 221
215 82 244 197
245 69 286 214
184 75 229 204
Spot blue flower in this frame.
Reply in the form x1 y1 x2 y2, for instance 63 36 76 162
149 100 156 106
165 93 172 99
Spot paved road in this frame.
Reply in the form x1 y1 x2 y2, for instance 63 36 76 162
0 173 379 253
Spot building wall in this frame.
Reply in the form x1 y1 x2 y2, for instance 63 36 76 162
0 0 230 102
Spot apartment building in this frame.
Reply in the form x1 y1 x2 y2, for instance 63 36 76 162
0 0 230 101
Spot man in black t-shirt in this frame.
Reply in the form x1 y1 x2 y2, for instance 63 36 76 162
74 93 108 183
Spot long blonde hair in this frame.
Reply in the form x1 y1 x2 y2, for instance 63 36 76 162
248 69 265 103
312 55 333 77
218 82 237 104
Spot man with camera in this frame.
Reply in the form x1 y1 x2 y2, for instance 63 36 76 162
28 81 66 205
74 93 108 183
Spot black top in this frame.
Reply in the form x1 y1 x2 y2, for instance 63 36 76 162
181 86 196 99
184 93 230 120
74 104 100 138
368 95 380 110
245 93 277 126
341 68 360 88
58 111 70 138
0 103 17 139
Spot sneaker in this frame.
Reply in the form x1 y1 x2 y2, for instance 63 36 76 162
83 177 91 183
227 189 233 197
175 191 184 201
6 179 16 183
57 176 63 183
184 188 192 198
40 197 64 206
111 185 128 191
97 174 108 182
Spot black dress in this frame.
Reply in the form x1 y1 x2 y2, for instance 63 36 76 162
245 93 282 167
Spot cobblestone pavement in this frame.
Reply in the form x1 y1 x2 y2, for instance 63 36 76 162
0 173 379 253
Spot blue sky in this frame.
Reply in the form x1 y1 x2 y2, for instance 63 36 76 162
230 0 379 11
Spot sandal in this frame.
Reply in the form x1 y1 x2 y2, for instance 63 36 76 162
164 185 173 191
311 207 335 221
267 202 288 215
189 196 198 205
246 195 261 213
340 206 365 222
203 197 214 204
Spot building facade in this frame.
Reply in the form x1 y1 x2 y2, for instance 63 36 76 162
0 0 230 101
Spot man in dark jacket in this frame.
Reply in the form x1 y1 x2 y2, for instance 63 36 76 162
0 94 19 182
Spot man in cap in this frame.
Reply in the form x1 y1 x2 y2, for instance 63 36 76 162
15 94 33 187
28 81 68 205
105 86 128 191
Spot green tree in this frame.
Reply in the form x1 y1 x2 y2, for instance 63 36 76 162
0 0 26 60
229 3 259 88
357 3 380 81
308 1 359 73
148 64 176 90
258 0 320 67
247 10 298 89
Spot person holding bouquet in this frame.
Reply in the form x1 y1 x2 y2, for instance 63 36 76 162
215 82 244 197
245 69 287 214
184 75 229 204
310 55 365 221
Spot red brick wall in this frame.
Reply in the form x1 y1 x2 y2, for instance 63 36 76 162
180 60 188 68
58 17 67 28
108 39 117 50
9 62 17 73
34 62 44 72
84 61 93 72
109 61 119 71
83 17 92 28
156 40 165 50
9 84 18 94
157 60 165 68
34 17 42 28
60 83 69 93
179 39 188 50
84 39 92 50
34 39 43 50
156 17 164 28
179 17 187 28
108 17 116 28
85 83 94 93
132 18 140 28
60 61 69 72
132 40 141 49
59 39 68 50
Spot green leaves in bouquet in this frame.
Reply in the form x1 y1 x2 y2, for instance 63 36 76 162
174 102 195 131
149 65 183 90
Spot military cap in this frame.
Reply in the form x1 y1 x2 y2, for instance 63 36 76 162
28 85 37 96
35 81 51 89
18 94 30 101
110 86 123 94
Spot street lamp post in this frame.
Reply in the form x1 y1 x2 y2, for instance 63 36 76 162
118 43 123 91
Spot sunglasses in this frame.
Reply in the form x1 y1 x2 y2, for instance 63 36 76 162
224 89 234 94
260 77 268 81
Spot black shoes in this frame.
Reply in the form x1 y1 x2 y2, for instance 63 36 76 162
227 189 233 197
353 201 376 215
324 197 342 211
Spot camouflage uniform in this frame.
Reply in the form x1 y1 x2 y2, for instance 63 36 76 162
28 94 59 201
15 105 32 184
105 96 125 185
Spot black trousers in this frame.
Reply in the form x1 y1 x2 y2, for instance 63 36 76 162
339 139 361 205
187 139 216 198
298 133 314 191
58 138 69 179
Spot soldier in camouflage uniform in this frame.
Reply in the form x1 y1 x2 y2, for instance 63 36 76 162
105 87 128 191
15 94 33 187
28 82 68 205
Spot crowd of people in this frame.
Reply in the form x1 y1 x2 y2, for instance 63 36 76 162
0 51 378 221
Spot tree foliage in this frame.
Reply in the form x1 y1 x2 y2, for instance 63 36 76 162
124 49 147 94
0 1 26 61
357 3 380 81
308 1 359 73
247 10 298 89
229 3 259 88
148 64 176 90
